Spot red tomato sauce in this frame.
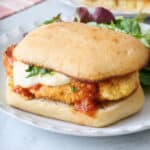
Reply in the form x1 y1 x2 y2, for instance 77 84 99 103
3 45 16 77
13 86 34 99
30 84 42 91
74 82 98 113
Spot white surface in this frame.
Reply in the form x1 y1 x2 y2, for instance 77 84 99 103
1 16 150 136
0 0 150 149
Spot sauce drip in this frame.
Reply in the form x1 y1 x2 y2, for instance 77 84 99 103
3 45 16 77
74 82 98 113
13 86 34 99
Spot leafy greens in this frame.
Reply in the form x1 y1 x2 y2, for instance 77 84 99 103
43 13 61 25
25 66 55 78
87 16 150 48
70 86 78 93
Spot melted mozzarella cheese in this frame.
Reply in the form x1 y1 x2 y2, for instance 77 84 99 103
13 61 71 88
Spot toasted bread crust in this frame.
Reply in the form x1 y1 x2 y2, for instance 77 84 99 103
14 22 149 81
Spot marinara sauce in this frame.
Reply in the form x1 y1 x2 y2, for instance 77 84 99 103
74 82 99 114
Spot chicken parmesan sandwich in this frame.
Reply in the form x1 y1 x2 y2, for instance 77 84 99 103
3 22 149 127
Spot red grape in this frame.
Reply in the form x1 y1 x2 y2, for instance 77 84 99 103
76 7 91 23
92 7 115 23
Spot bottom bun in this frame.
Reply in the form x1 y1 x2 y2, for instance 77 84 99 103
7 85 144 127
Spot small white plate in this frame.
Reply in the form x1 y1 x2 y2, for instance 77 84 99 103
0 22 150 137
60 0 150 16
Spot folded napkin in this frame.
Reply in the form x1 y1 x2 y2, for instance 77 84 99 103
0 0 44 19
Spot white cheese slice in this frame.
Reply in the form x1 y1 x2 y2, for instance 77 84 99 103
13 61 71 88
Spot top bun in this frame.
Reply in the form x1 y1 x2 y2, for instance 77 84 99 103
14 22 149 81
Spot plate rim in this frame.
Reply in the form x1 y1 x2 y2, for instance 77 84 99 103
0 104 150 137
